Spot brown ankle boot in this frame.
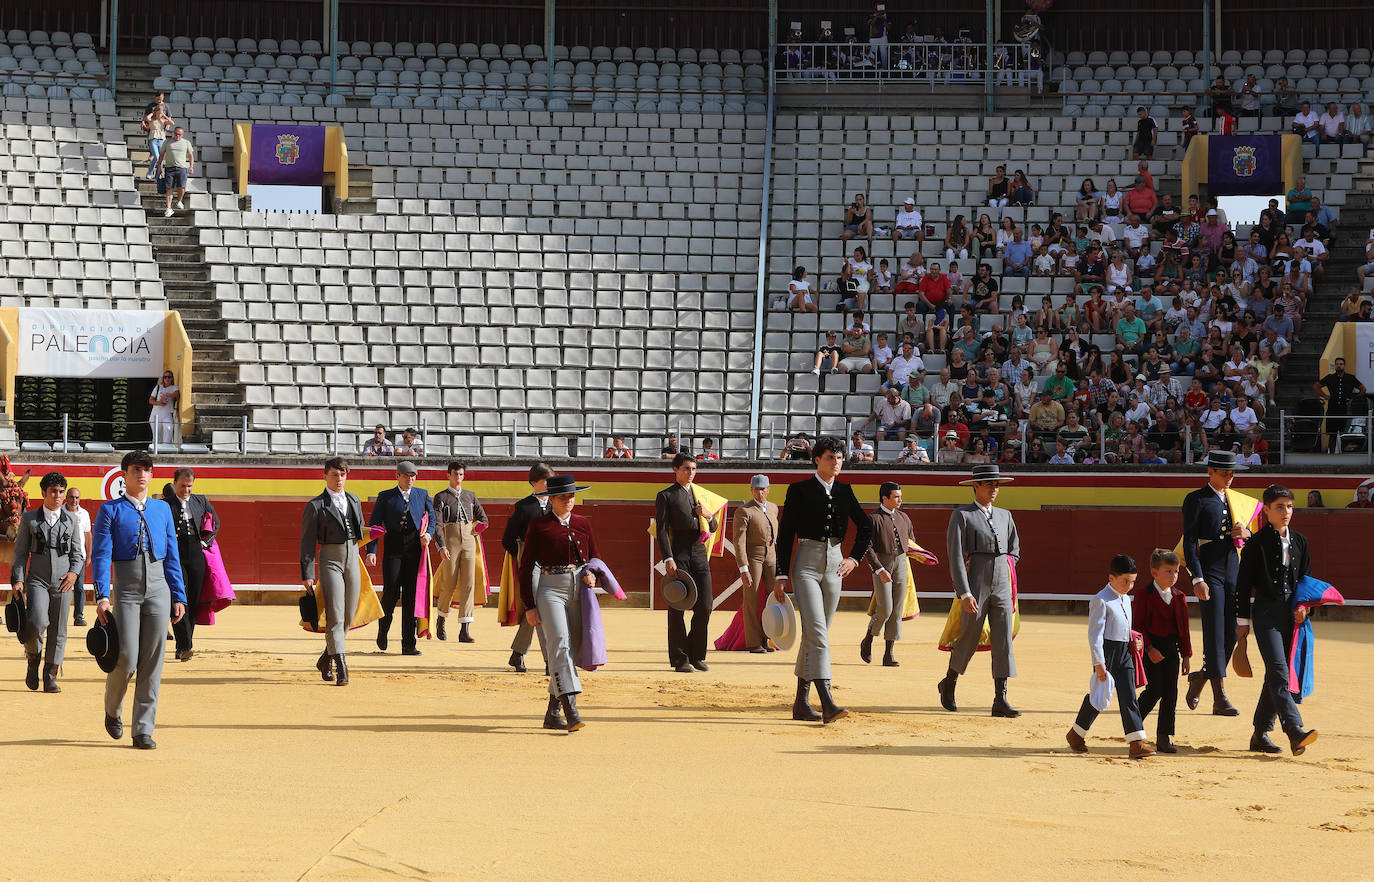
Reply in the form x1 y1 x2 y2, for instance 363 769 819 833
42 664 61 693
1210 677 1239 716
1129 739 1156 759
1184 670 1206 710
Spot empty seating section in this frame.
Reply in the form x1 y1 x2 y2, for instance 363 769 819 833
0 31 110 101
196 109 765 457
0 98 163 308
1058 47 1374 116
764 111 1358 440
148 37 767 113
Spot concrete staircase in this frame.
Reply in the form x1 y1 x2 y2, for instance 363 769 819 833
115 57 249 441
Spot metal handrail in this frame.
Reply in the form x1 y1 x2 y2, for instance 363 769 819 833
776 40 1041 87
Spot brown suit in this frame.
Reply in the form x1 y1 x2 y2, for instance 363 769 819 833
731 499 779 649
864 505 916 640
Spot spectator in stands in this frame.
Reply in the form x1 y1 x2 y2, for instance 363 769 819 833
155 126 194 218
1349 300 1374 324
863 387 913 442
1002 229 1032 278
843 193 873 242
963 263 999 316
925 303 951 355
973 214 997 258
811 330 842 375
1307 195 1337 240
1010 169 1034 207
868 4 890 68
1273 76 1300 119
148 371 179 446
891 197 924 244
1128 106 1157 160
1318 102 1350 154
395 428 424 456
142 104 173 181
1296 226 1328 282
1313 357 1367 453
936 431 964 464
1307 490 1325 507
945 215 971 260
994 216 1017 255
1029 390 1065 440
1348 103 1371 150
1348 485 1374 508
1180 106 1200 151
839 323 874 374
604 434 634 459
781 433 812 461
874 260 893 294
1205 76 1233 118
1340 287 1366 321
1286 176 1313 224
850 431 875 462
1149 193 1181 239
987 165 1011 213
930 367 959 410
1076 178 1103 221
660 435 683 459
886 342 925 389
894 253 926 297
873 332 894 376
909 400 938 437
1116 302 1148 357
696 439 719 461
1123 174 1156 223
787 266 817 313
362 425 395 457
895 437 930 464
1236 74 1262 118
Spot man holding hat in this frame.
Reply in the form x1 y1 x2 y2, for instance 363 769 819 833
92 450 187 750
775 436 873 723
12 471 84 693
366 461 440 656
500 463 556 673
300 456 366 685
656 453 719 673
861 481 915 667
519 474 600 731
1181 449 1250 716
939 463 1021 718
731 475 779 654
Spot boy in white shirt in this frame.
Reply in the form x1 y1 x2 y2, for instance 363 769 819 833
1066 554 1154 759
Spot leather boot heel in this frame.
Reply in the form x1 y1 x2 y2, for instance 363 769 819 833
333 654 349 686
792 678 822 721
317 650 334 682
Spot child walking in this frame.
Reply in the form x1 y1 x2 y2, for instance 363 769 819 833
1133 549 1192 753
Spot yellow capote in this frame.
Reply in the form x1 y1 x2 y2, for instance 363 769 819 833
646 484 730 557
300 539 384 632
937 554 1020 651
1173 488 1264 562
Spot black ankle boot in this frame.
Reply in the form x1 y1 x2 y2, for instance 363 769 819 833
42 664 61 693
991 677 1021 718
859 632 874 664
815 680 848 723
792 678 821 721
459 622 474 643
317 649 334 682
25 653 40 691
938 669 959 711
509 651 527 673
436 617 448 641
882 640 899 667
543 695 565 730
333 653 349 686
560 693 584 732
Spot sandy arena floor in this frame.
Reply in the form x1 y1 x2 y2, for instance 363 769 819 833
3 604 1372 880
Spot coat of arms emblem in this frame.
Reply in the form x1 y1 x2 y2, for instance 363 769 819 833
1232 145 1257 177
275 134 301 166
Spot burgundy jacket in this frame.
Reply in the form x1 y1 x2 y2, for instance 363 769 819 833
518 512 600 611
1132 582 1193 658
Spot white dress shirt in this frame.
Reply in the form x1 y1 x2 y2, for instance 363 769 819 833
1087 584 1133 665
42 505 62 527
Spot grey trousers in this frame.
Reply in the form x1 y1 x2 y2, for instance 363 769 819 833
24 579 72 665
792 539 842 682
867 552 908 641
105 554 172 738
318 543 360 656
947 554 1017 679
535 572 582 698
510 562 545 662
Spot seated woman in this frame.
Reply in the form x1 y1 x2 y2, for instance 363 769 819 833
945 214 971 260
973 213 997 258
987 165 1011 212
1010 169 1034 206
842 193 873 242
1075 178 1103 220
788 266 818 312
1100 179 1124 225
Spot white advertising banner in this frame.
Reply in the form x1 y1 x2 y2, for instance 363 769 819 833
16 308 165 378
1356 324 1374 392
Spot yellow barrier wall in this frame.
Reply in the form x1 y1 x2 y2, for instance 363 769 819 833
0 308 15 426
163 311 194 435
233 123 347 200
1181 133 1303 204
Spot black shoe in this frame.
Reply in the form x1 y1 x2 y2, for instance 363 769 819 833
72 616 87 627
561 694 585 732
1249 731 1282 754
42 665 60 693
436 618 447 641
333 654 349 686
509 651 528 673
815 679 849 724
690 659 709 672
132 734 157 750
882 640 899 667
401 646 422 657
991 677 1021 718
938 672 959 712
748 646 767 653
376 630 389 652
176 649 194 662
1157 735 1177 754
543 696 566 730
1288 729 1318 756
25 653 40 691
673 662 694 673
458 623 475 643
859 632 874 664
792 678 822 721
105 715 123 740
317 650 334 682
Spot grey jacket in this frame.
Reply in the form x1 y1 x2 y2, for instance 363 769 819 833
299 490 364 581
946 503 1020 599
12 507 85 587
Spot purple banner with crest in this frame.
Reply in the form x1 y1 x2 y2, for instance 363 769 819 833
248 124 326 185
1207 135 1282 197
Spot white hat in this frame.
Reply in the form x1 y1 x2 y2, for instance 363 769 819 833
903 197 915 206
762 594 798 651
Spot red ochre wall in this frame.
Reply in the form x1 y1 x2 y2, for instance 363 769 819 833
12 462 1373 603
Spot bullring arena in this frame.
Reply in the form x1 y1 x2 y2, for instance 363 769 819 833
3 0 1374 878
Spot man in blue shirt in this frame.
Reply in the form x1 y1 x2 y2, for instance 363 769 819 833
1137 289 1165 333
93 451 186 750
1002 229 1033 277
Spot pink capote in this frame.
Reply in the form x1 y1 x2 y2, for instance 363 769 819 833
414 514 433 639
196 512 235 626
714 584 771 652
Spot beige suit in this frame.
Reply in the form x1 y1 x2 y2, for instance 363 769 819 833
731 499 779 649
434 487 486 623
